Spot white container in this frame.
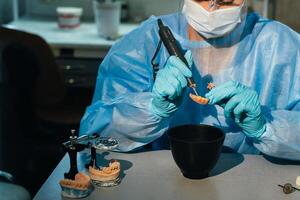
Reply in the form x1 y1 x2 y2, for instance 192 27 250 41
56 7 83 29
93 1 121 40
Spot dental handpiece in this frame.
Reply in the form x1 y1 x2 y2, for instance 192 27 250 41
157 19 199 96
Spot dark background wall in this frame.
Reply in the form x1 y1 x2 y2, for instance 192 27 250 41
0 0 26 24
274 0 300 32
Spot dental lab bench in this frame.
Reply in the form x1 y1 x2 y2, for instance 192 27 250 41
33 150 300 200
5 17 300 200
5 16 138 88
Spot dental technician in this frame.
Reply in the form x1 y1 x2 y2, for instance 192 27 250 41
80 0 300 160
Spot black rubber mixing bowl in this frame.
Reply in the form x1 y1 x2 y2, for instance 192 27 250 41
167 124 225 179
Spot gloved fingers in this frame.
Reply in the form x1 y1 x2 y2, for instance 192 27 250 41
153 76 176 99
169 67 188 89
212 80 238 90
205 81 242 105
233 101 246 122
165 74 182 100
163 82 176 100
168 56 192 78
184 50 193 68
244 91 261 115
243 100 261 118
233 91 261 121
152 77 164 98
223 94 243 119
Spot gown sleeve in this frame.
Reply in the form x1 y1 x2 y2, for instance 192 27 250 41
253 22 300 160
79 16 171 151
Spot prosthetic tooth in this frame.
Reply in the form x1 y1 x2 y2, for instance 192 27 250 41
189 93 209 105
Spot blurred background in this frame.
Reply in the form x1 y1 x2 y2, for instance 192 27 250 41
0 0 299 199
0 0 300 31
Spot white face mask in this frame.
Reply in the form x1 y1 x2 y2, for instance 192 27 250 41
182 0 246 39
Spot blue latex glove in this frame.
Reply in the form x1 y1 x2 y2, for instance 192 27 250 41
151 50 193 117
205 81 266 138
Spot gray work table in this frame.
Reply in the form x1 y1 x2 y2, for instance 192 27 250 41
33 150 300 200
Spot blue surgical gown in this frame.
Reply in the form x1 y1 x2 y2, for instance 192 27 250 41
80 12 300 160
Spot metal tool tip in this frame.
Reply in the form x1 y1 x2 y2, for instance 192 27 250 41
192 88 199 96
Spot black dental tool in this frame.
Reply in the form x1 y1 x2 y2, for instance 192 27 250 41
157 19 199 96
